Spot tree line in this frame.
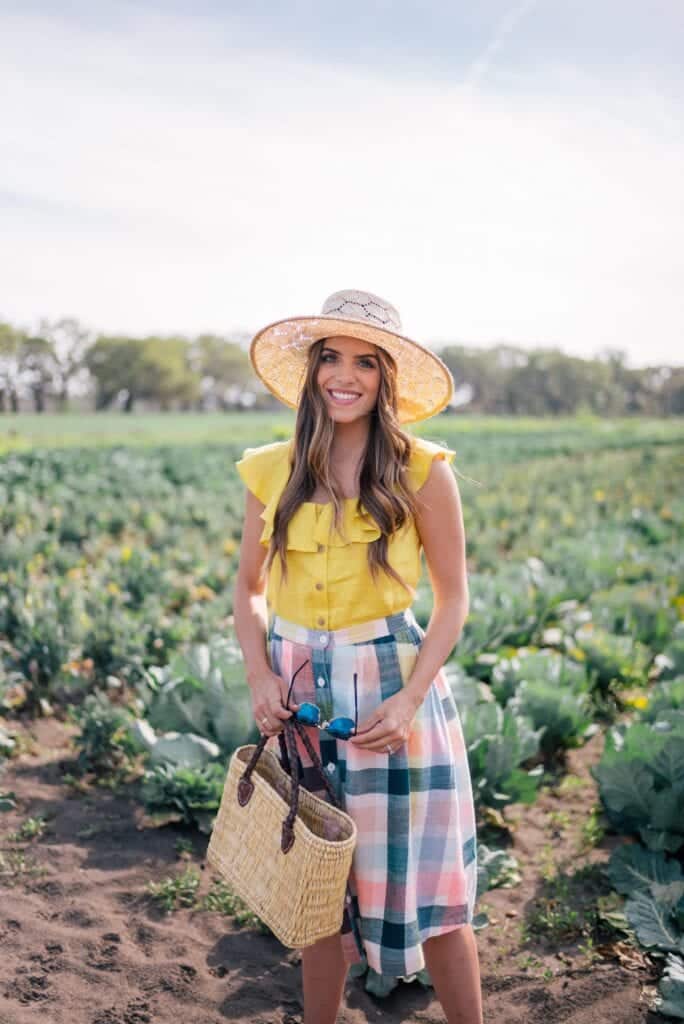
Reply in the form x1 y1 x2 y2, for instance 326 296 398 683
1 317 682 416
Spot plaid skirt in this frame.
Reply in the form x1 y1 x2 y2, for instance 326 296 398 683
266 607 478 978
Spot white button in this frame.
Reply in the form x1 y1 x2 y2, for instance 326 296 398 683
317 676 326 688
326 762 335 774
319 634 328 646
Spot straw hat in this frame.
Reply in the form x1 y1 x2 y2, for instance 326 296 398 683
248 289 454 424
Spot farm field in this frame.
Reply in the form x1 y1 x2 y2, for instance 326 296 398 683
1 412 683 1024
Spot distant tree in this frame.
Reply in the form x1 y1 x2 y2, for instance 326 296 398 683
188 334 253 409
0 322 23 413
20 334 55 412
660 368 684 415
84 335 200 412
34 317 94 409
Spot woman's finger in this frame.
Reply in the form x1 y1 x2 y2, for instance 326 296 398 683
350 723 393 748
356 736 403 752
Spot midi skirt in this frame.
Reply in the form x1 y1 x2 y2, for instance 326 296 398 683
265 606 478 978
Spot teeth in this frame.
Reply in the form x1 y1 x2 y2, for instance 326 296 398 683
330 390 359 400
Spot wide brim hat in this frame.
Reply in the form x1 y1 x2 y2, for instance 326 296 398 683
248 289 454 424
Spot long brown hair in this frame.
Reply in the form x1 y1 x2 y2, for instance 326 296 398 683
264 337 420 593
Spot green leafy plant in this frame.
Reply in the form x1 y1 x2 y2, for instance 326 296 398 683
588 582 678 650
591 716 684 853
654 953 684 1020
573 625 652 693
71 692 139 773
140 761 226 833
138 637 258 755
460 702 545 809
146 866 201 912
490 649 589 705
607 844 684 953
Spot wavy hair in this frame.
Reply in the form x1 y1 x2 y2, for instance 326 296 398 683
264 337 420 593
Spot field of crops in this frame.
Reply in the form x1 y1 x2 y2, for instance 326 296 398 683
1 412 683 1024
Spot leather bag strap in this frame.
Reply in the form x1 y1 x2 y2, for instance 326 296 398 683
236 717 345 853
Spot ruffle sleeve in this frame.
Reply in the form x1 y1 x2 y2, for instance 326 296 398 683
406 436 456 493
235 441 292 505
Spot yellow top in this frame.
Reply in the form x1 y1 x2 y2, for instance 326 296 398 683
235 435 456 631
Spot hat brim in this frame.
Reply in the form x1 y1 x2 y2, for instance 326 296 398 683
249 315 454 425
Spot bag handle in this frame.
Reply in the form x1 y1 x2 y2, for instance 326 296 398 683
236 718 342 854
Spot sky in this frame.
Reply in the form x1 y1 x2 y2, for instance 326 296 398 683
1 0 683 367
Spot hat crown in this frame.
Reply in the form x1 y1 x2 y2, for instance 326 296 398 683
321 289 402 332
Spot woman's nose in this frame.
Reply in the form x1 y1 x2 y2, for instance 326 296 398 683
332 365 360 385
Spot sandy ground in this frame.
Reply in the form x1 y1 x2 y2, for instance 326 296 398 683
0 716 665 1024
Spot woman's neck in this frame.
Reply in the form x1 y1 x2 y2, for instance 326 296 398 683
330 416 371 462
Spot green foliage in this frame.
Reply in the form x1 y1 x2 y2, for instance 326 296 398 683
573 625 652 693
138 638 258 754
639 676 684 724
659 623 684 681
607 845 684 954
71 692 139 773
140 761 226 833
146 866 201 912
588 582 678 650
490 649 589 705
455 559 564 662
4 582 76 707
199 879 266 929
654 954 684 1020
591 716 684 853
476 843 522 898
460 702 545 809
506 681 594 756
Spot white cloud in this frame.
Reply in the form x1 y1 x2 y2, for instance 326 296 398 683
0 9 682 366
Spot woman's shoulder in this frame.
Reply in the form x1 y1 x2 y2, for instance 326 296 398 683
235 438 293 504
406 434 457 492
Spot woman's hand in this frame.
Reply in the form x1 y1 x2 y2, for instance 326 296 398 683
349 689 422 754
249 669 300 737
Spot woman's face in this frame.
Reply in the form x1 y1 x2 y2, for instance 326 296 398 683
315 335 381 423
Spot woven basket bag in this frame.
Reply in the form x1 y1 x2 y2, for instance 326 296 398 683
206 716 357 948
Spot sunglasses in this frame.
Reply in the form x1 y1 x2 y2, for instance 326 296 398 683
285 658 359 740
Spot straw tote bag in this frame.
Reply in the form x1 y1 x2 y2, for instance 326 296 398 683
206 715 357 948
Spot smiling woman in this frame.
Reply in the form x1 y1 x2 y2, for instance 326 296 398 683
318 337 381 417
230 289 483 1024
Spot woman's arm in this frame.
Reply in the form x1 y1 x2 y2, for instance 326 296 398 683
404 455 469 705
233 488 298 735
350 456 468 751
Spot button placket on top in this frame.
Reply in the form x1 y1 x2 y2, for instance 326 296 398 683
312 505 330 630
310 632 334 738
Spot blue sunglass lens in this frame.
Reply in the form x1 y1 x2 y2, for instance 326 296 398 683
295 702 321 726
326 716 355 740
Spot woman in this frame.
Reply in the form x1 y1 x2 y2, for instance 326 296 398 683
232 289 482 1024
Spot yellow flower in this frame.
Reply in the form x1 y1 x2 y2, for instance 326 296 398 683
632 696 649 710
120 546 133 562
569 646 586 661
673 595 684 619
593 489 606 502
223 538 238 556
106 582 121 595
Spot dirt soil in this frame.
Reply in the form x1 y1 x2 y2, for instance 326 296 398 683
0 716 666 1024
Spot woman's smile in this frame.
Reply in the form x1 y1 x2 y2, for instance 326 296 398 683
326 388 362 405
